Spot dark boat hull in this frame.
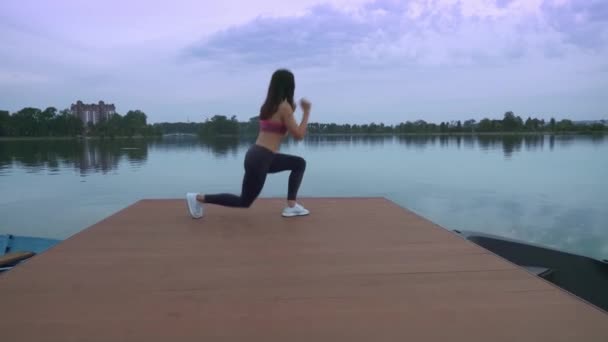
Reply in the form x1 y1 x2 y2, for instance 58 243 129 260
454 230 608 313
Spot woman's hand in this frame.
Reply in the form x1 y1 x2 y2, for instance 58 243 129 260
283 99 311 140
299 98 311 114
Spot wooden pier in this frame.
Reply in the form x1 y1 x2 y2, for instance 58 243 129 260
0 198 606 341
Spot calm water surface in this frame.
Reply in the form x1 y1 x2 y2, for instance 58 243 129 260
1 134 607 260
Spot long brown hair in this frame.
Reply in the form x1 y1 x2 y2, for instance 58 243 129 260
259 69 295 119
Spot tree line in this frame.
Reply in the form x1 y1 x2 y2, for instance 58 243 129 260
152 111 607 137
0 107 161 138
3 108 606 138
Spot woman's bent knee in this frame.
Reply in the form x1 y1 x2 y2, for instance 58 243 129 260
295 157 306 171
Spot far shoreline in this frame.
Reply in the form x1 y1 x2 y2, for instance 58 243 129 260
1 131 606 142
0 136 161 141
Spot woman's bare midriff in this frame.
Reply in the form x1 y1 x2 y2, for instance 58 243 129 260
255 113 285 152
255 132 283 152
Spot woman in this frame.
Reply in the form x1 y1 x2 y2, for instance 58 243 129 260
186 69 311 218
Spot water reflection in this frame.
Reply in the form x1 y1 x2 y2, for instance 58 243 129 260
462 135 475 149
200 136 242 157
590 134 606 145
0 139 150 176
152 136 247 158
396 135 437 149
1 134 605 175
502 136 523 158
174 133 605 159
476 135 530 157
303 134 393 147
524 135 544 151
81 140 149 174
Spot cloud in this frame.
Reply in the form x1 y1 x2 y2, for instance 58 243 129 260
185 4 367 68
185 0 608 69
542 0 608 50
495 0 515 9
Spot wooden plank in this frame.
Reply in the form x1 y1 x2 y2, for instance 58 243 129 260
0 198 606 342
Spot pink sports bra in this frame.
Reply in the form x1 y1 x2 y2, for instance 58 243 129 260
260 119 287 134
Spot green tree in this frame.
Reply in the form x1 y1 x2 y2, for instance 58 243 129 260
0 110 11 136
589 123 606 132
556 119 575 132
463 119 476 133
502 111 523 132
65 110 84 136
107 113 124 137
524 117 534 131
478 118 493 132
38 107 57 136
199 115 239 137
530 118 542 131
240 116 259 136
124 110 147 136
12 107 41 136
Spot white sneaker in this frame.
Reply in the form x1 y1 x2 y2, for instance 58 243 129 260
186 192 204 219
282 203 310 217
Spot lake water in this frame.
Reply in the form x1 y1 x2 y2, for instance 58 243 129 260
1 134 607 260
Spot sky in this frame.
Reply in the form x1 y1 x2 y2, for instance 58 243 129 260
1 0 607 124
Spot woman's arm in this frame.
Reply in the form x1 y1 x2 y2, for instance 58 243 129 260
281 100 310 140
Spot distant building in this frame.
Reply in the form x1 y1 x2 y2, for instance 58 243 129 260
70 101 116 126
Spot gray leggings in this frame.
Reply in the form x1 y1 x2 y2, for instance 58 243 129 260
204 144 306 207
